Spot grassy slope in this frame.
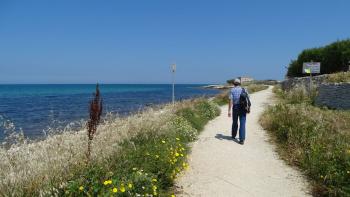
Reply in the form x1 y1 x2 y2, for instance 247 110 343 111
213 83 269 106
0 99 220 196
260 85 350 197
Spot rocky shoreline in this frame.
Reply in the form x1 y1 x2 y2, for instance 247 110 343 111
201 84 233 90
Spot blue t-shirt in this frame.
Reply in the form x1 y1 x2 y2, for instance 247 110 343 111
229 86 248 105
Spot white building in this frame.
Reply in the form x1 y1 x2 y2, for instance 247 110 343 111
239 76 254 83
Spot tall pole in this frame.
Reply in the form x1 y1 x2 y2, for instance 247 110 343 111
171 63 176 106
309 60 313 93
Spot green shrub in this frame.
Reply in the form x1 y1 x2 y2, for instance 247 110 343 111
213 91 230 106
287 39 350 77
245 84 268 93
213 84 269 106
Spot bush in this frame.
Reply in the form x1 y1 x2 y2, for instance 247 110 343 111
213 91 230 106
260 88 350 196
213 84 268 106
287 39 350 77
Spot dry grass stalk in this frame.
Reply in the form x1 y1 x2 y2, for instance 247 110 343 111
86 84 103 162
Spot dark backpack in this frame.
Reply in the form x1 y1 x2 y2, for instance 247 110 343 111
239 88 251 113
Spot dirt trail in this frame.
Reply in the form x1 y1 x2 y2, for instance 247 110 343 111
176 86 310 197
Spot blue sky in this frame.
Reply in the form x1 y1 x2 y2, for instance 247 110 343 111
0 0 349 84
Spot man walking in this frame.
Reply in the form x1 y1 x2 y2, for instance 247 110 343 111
228 78 249 145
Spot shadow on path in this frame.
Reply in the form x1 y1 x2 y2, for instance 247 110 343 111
215 133 241 145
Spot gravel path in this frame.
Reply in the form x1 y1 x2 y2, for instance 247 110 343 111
176 86 311 197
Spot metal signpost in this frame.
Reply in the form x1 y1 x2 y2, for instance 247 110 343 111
171 63 176 106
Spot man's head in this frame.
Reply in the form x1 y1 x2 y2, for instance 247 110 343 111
233 78 241 86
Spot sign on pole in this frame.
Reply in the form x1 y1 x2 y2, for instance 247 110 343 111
302 62 321 74
171 64 176 106
171 64 176 73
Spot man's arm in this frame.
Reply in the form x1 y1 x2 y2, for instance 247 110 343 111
228 98 232 117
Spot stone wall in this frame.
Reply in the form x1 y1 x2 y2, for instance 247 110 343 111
281 75 329 91
315 83 350 110
281 74 350 110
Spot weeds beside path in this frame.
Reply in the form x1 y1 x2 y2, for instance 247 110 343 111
261 86 350 196
176 86 311 197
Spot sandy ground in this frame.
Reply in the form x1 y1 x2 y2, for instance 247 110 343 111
175 86 311 197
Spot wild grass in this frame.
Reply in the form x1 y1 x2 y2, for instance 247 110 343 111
260 85 350 196
273 85 318 105
213 83 269 106
326 72 350 83
0 98 220 196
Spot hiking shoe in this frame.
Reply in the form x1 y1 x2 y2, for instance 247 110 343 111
239 141 244 145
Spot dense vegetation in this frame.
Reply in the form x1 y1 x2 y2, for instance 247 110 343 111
213 83 269 106
226 79 278 85
287 39 350 77
260 86 350 196
0 99 220 196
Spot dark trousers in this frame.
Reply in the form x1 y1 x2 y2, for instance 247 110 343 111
232 105 247 141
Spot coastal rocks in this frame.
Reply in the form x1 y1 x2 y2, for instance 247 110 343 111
201 85 233 90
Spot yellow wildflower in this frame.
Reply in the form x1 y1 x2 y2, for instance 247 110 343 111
176 138 180 141
171 195 176 197
112 188 118 193
128 183 133 188
162 140 166 144
152 178 158 182
175 152 180 157
152 185 157 191
103 180 112 185
180 154 184 157
79 186 84 191
120 185 126 193
154 191 158 196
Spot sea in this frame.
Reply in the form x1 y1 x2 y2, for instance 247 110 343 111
0 84 220 141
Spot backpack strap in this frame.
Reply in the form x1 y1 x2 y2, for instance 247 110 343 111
242 88 251 106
